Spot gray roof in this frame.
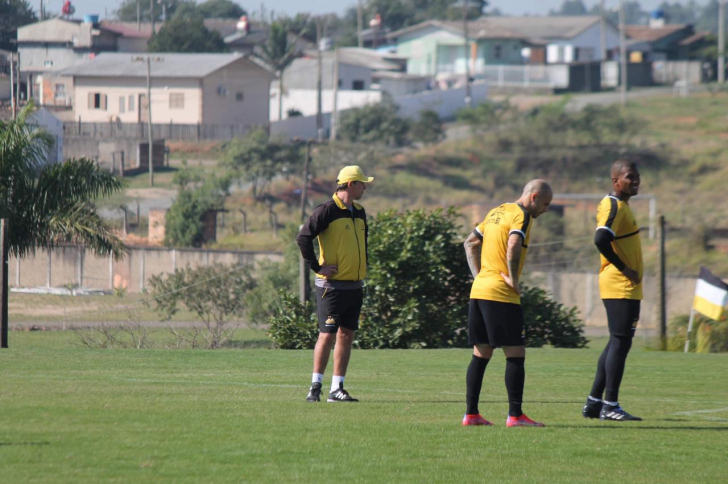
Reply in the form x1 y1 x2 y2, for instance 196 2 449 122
58 52 273 79
388 16 604 42
481 16 602 40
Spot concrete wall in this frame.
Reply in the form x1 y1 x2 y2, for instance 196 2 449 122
270 88 383 121
284 58 373 91
10 246 283 293
394 81 488 120
63 136 147 170
529 270 697 331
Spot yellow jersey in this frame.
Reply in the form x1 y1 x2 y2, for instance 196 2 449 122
596 195 643 300
470 203 532 304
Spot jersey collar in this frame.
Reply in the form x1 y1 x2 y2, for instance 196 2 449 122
332 193 362 211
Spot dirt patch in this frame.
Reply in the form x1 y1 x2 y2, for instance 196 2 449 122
673 116 698 124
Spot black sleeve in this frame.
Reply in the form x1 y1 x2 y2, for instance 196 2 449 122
594 229 626 272
363 209 369 263
296 204 330 273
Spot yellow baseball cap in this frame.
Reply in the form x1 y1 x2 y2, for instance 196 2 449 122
337 165 374 184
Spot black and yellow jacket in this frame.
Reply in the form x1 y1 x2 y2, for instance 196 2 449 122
296 194 368 282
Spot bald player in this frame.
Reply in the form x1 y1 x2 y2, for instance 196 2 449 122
462 180 552 427
582 160 644 421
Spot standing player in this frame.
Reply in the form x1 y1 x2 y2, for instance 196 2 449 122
297 166 372 403
582 160 643 421
462 179 552 427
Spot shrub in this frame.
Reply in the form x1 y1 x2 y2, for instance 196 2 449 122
338 100 410 147
146 263 257 348
267 208 588 350
520 285 588 348
410 110 445 144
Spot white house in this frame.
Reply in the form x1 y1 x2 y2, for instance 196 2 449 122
59 53 275 126
28 108 64 165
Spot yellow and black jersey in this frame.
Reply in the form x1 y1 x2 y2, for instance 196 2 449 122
596 195 643 300
296 193 368 282
470 203 531 305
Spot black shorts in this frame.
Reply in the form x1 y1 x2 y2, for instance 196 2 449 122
468 299 525 347
603 299 641 337
316 286 363 333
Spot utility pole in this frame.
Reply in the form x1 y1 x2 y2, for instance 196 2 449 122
299 141 312 305
137 0 141 31
133 56 163 186
150 0 155 36
600 0 607 62
39 0 44 20
9 53 15 119
316 18 324 142
1 219 8 349
357 0 363 48
330 47 340 141
719 0 726 84
463 0 472 108
619 0 627 106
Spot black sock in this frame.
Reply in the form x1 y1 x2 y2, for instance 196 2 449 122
589 339 611 400
505 357 525 417
466 355 489 415
604 334 633 403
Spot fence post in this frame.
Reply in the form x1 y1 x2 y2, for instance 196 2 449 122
658 215 667 350
77 116 81 135
47 248 52 287
196 122 201 141
498 65 504 87
1 219 9 348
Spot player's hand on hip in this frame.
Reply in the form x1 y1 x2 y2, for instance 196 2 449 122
500 272 520 295
622 267 641 285
318 264 338 279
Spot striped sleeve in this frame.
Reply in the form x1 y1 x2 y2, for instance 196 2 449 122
509 205 530 244
596 196 619 237
472 219 486 241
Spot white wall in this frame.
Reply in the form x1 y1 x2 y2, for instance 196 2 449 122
270 88 382 121
394 81 488 120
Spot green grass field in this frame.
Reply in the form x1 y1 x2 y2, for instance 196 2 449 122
1 333 726 483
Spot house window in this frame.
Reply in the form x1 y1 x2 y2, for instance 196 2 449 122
235 92 243 102
44 60 53 67
54 84 65 100
217 86 227 97
88 92 107 110
494 44 502 60
119 96 126 113
169 92 185 109
352 80 365 90
128 95 135 111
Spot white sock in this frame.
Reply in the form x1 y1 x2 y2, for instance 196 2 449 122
331 375 345 392
587 396 602 403
312 373 324 385
604 400 619 407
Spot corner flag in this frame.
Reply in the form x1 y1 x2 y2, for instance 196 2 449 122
692 266 728 321
685 267 728 352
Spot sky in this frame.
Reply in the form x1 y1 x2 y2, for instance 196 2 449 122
55 0 707 20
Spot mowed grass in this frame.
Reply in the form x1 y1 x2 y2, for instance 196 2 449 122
1 334 726 483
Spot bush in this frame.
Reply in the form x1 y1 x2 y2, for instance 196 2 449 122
410 110 445 144
338 100 410 147
520 286 588 348
267 208 588 350
267 292 318 349
146 263 257 348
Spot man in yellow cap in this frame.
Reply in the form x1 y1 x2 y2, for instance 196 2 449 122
297 165 373 402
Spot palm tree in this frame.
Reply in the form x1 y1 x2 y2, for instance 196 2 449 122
0 103 126 259
257 22 299 121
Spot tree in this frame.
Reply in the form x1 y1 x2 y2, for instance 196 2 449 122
164 167 230 247
147 4 226 53
338 100 410 147
0 0 36 50
657 1 699 24
550 0 588 16
221 128 299 199
147 263 257 348
115 0 194 22
197 0 246 19
256 21 299 121
0 103 125 259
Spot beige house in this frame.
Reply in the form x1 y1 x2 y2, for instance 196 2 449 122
59 53 275 126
